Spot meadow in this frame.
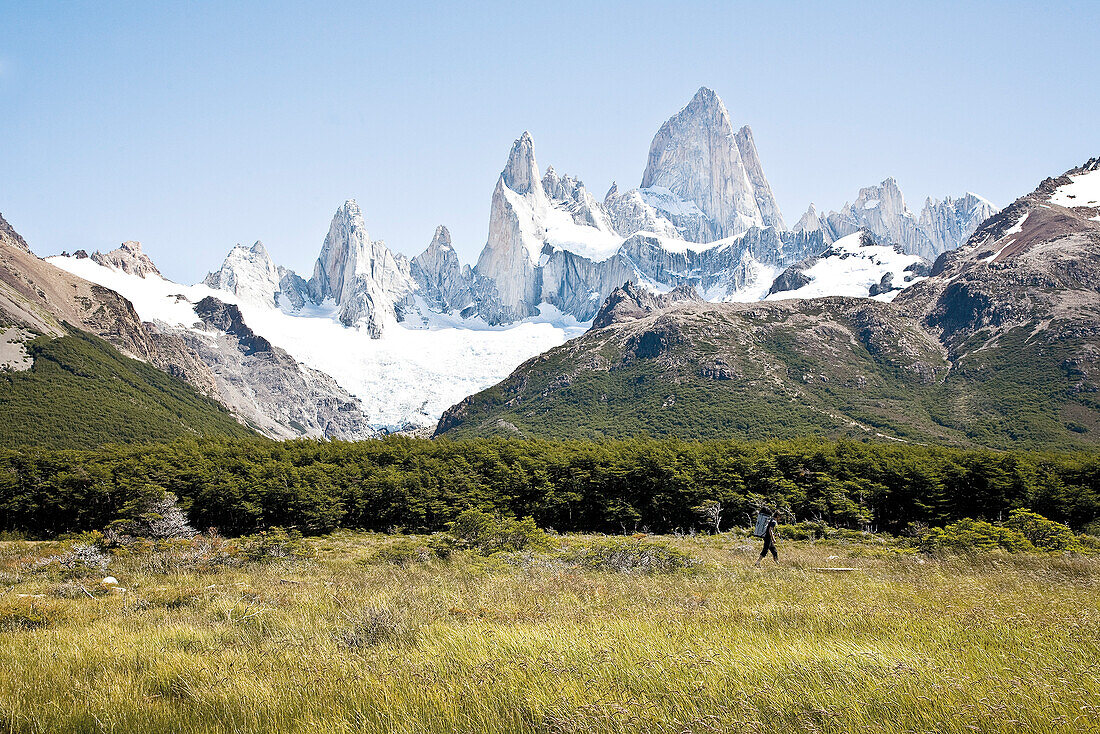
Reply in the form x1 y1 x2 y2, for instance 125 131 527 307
2 529 1098 734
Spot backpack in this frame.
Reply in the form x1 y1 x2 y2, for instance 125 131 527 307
753 513 773 538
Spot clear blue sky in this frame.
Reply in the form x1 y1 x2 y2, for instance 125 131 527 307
2 1 1097 282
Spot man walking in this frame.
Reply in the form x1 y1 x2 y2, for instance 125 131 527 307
755 516 779 566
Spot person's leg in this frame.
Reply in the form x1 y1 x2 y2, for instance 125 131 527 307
769 544 778 563
755 544 767 566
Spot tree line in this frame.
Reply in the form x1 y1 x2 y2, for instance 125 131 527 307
1 437 1097 537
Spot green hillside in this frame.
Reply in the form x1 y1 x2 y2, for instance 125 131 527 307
435 301 1099 451
0 328 256 449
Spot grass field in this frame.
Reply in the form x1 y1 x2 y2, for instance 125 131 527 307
1 532 1098 733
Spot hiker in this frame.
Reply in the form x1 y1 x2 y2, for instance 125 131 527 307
755 516 778 566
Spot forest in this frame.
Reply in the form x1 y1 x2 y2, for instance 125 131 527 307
2 436 1098 537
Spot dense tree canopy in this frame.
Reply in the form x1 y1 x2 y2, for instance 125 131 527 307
1 437 1097 537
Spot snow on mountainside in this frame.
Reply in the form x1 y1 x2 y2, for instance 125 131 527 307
766 231 930 302
49 254 585 432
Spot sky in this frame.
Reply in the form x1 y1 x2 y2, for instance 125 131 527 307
1 1 1098 283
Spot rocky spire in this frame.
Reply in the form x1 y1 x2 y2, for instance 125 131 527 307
734 125 785 230
413 225 474 314
310 200 368 305
793 203 822 233
308 200 417 336
502 131 542 196
640 87 767 238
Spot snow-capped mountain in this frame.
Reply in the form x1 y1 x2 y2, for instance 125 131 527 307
203 241 311 311
42 87 1003 434
795 179 997 261
194 87 995 339
640 87 784 236
308 200 420 336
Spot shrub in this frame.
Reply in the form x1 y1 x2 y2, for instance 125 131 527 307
443 509 550 556
562 537 701 574
135 532 240 574
110 491 198 540
919 519 1034 554
239 528 315 564
1004 510 1082 552
366 538 432 566
778 521 830 541
58 543 110 574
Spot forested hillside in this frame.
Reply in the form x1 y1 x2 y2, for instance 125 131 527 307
0 329 256 449
2 437 1096 537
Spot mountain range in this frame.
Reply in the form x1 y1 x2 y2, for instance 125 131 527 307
437 158 1100 449
2 87 1032 445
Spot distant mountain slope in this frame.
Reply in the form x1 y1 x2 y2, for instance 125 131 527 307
435 286 959 443
0 328 255 449
436 159 1100 450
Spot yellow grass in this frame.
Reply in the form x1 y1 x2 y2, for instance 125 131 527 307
1 533 1098 733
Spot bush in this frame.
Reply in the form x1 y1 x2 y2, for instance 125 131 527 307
58 542 110 574
1004 510 1082 552
366 538 432 566
110 491 198 541
443 509 550 556
238 528 314 564
778 521 830 541
134 533 240 574
919 519 1034 554
562 537 701 574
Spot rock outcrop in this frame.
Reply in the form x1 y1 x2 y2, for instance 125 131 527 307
0 213 31 254
203 241 311 310
91 241 162 278
411 225 474 313
178 296 377 439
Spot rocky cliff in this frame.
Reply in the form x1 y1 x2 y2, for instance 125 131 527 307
640 87 775 238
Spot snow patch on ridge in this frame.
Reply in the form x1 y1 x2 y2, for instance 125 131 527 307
765 232 926 303
1050 169 1100 209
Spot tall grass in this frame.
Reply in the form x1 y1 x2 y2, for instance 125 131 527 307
1 533 1097 733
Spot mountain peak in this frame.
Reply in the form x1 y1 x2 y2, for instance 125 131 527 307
430 225 453 251
502 131 541 196
641 87 767 237
250 240 269 257
689 86 724 111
